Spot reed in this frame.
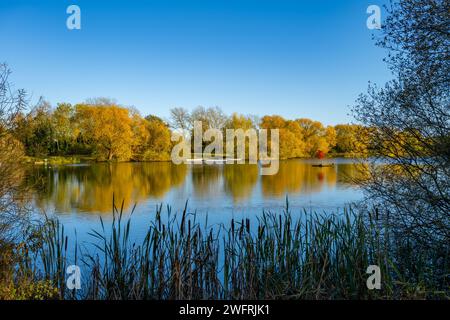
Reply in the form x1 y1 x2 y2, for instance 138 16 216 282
18 198 449 300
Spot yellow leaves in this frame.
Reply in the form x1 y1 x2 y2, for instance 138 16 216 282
146 116 171 154
325 126 337 149
260 115 304 159
227 113 254 130
224 113 257 159
259 116 369 158
315 137 331 155
294 118 331 157
131 115 150 156
71 105 174 162
0 134 25 198
0 133 24 163
0 279 59 300
334 124 369 156
260 115 286 130
75 104 134 161
279 127 304 159
381 130 428 158
15 101 373 162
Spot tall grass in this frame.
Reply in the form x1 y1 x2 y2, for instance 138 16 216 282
16 198 450 300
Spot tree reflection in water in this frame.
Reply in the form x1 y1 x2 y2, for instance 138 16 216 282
25 159 365 214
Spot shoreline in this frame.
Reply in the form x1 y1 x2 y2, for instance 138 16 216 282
24 153 369 165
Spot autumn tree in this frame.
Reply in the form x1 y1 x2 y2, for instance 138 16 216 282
20 98 55 157
333 124 369 156
295 118 336 156
225 113 254 131
75 104 134 161
260 115 305 159
52 103 75 154
224 113 256 159
169 107 191 137
129 112 150 159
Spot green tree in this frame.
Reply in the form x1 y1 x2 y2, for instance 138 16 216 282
26 99 55 157
52 103 75 154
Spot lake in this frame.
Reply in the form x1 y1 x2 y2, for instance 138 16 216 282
26 158 366 243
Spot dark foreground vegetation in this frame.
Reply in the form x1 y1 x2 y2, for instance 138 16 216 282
1 199 448 300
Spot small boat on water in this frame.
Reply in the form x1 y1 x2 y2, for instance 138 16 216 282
312 163 334 168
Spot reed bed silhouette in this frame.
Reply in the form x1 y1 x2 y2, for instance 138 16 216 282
18 197 449 300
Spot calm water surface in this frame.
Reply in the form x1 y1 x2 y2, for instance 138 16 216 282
27 158 366 242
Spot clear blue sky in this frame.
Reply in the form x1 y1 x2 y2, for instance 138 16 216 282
0 0 391 125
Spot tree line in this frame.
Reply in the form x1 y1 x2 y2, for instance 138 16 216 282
12 98 172 161
10 101 370 161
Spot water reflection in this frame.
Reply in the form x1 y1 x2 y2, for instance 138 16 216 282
223 164 259 202
261 161 335 195
26 159 365 214
28 163 187 213
191 165 222 199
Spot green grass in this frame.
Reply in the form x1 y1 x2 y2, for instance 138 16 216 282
3 198 449 300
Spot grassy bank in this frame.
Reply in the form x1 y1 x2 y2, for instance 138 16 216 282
1 200 448 300
23 155 95 165
23 153 365 166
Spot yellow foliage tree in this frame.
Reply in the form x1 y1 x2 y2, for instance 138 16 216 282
260 115 305 159
224 113 255 159
334 124 369 156
142 115 172 161
295 118 336 156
